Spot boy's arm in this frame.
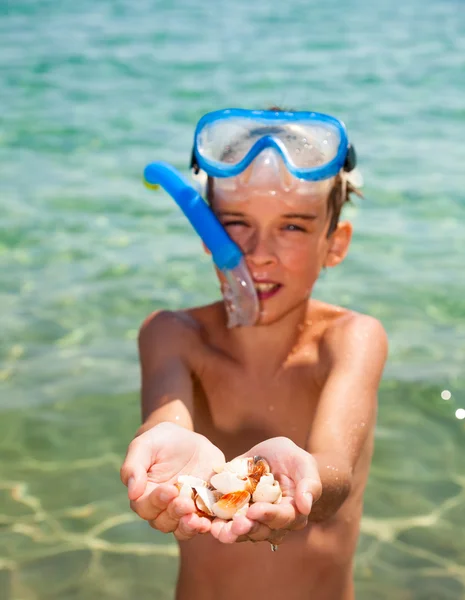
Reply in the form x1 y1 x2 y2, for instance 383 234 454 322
306 313 388 521
210 314 388 545
136 310 196 434
121 311 225 541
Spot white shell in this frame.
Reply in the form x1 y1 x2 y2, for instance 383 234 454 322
210 471 248 494
223 457 250 478
234 502 249 518
195 486 221 516
177 475 208 488
252 474 282 503
178 483 194 499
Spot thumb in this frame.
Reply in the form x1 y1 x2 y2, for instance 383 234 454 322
295 479 316 515
120 437 153 501
294 454 322 515
126 471 148 501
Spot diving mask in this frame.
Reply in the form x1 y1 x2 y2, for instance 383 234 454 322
190 108 362 198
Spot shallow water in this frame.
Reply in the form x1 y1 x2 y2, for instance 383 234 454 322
1 0 464 598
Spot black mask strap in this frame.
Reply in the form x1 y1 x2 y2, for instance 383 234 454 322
190 146 200 174
344 144 357 172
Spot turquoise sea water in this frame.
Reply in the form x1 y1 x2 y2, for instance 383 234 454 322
1 0 464 598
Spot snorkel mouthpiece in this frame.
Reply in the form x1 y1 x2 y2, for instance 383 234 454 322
143 161 259 327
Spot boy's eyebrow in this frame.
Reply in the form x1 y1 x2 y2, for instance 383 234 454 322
282 213 317 220
217 211 318 220
217 211 247 217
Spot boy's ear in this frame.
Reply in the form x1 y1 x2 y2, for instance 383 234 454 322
324 221 353 268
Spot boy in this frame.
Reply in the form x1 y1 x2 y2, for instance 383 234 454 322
121 108 388 600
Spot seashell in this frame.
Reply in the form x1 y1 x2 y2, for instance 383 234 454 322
249 456 271 481
223 457 250 478
211 456 272 494
177 475 208 488
194 486 222 517
212 490 251 520
252 474 282 504
234 502 250 518
210 471 248 494
176 482 195 499
176 456 281 520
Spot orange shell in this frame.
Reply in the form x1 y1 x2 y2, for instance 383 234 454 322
214 490 250 514
248 456 271 481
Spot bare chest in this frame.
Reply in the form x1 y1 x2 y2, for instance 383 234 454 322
192 358 321 459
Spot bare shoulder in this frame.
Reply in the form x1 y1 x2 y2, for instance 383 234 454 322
312 300 388 370
138 303 224 361
138 308 203 358
310 300 388 370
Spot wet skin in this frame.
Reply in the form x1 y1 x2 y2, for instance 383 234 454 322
121 184 388 600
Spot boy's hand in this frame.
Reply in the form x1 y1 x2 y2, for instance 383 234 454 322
120 422 225 541
210 437 322 545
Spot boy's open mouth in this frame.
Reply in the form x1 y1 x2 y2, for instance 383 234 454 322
254 282 282 300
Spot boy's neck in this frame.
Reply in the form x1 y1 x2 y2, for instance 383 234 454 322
224 299 312 375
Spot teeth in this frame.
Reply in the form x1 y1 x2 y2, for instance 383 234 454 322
255 283 278 292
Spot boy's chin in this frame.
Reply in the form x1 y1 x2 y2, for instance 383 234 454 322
255 299 309 327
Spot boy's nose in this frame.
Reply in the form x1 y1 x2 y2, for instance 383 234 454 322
245 233 277 266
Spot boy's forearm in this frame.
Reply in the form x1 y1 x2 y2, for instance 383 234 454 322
136 398 194 436
308 453 352 522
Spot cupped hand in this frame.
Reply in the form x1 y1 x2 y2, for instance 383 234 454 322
120 422 225 541
210 437 322 545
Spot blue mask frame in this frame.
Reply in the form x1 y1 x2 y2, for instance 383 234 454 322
190 108 356 182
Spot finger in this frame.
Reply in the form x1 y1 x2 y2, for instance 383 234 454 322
293 456 322 515
230 514 256 537
210 518 227 541
216 520 240 544
152 495 197 534
120 436 154 500
246 501 297 530
245 522 272 543
173 514 212 542
295 479 319 515
129 483 178 522
289 513 308 531
164 493 197 522
268 529 288 545
150 484 180 512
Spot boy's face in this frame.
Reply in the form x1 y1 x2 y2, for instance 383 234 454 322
210 178 352 326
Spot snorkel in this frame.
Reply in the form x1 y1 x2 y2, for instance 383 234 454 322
143 161 259 327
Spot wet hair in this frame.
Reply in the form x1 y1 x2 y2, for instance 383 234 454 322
204 106 361 237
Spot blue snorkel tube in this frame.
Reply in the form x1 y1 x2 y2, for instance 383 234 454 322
143 161 259 327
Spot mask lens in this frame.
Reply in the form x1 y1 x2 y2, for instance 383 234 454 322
281 122 341 168
197 118 257 165
196 117 342 171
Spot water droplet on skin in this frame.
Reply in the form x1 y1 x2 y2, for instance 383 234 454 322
268 405 275 412
175 415 180 421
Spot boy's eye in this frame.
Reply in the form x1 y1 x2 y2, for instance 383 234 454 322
223 220 249 228
283 223 307 232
